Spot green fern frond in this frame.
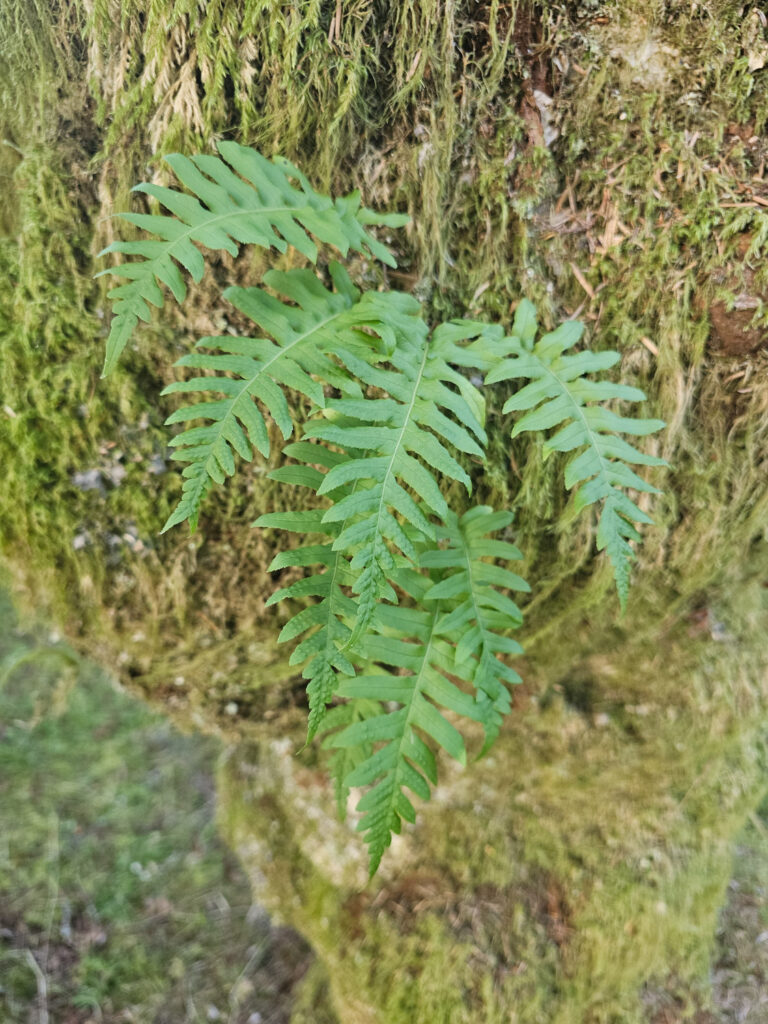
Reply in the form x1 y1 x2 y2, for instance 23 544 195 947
422 506 528 753
326 505 524 874
98 141 408 375
302 321 490 646
482 301 666 609
161 266 420 532
331 604 474 875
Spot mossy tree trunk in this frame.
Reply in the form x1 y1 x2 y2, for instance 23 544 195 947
2 2 768 1021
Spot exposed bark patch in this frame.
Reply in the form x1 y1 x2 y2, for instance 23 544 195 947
355 868 572 957
513 2 551 96
514 3 554 151
709 297 766 356
708 236 768 356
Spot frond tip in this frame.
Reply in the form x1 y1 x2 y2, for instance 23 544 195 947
98 142 408 375
331 602 474 875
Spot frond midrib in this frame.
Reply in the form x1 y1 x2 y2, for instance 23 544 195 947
370 339 431 547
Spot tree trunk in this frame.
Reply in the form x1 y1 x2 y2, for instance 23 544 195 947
2 2 767 1021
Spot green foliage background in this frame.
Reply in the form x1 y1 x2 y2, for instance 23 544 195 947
2 1 768 1021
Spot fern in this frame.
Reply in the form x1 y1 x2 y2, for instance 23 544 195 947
160 264 420 532
98 141 407 375
479 301 666 609
102 145 667 874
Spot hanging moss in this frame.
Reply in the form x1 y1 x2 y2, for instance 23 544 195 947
76 0 768 631
4 0 765 649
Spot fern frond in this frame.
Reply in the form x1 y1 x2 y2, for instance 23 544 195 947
98 142 408 375
302 321 490 646
482 301 666 609
326 505 524 874
331 603 475 875
422 506 528 753
161 266 420 532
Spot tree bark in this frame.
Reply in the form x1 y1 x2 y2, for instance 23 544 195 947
2 2 767 1020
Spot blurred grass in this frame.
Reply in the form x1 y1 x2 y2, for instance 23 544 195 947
0 590 311 1024
710 809 768 1023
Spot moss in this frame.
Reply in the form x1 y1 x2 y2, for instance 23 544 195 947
3 2 768 1021
5 0 763 660
289 960 339 1024
220 568 768 1023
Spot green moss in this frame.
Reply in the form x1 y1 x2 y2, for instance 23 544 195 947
3 2 768 1021
220 567 768 1023
5 0 763 658
289 960 339 1024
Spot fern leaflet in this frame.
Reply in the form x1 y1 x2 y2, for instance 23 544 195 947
98 141 407 375
481 301 666 609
